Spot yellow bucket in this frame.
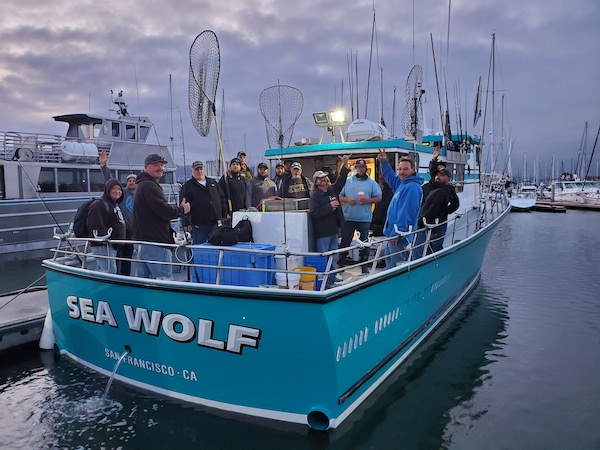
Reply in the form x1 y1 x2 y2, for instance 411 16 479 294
293 266 317 290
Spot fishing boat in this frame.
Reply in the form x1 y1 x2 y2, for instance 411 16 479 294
41 113 510 431
0 91 179 254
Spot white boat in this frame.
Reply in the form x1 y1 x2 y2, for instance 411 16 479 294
540 177 600 204
509 184 537 211
0 92 180 254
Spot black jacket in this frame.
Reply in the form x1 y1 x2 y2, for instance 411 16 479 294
219 172 247 212
132 172 183 244
422 158 441 200
182 177 227 226
370 181 394 236
280 175 311 199
309 166 350 239
87 178 126 247
418 182 460 229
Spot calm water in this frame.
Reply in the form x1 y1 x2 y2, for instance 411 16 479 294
1 211 599 449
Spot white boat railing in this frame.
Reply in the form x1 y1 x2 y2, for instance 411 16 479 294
48 195 509 292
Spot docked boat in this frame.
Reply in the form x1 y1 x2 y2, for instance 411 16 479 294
40 105 510 430
509 183 537 211
0 91 179 254
540 178 600 204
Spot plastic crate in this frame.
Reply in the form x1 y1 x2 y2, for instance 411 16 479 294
192 243 275 287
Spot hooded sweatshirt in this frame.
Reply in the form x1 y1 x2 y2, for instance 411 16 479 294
380 159 424 239
418 182 460 228
86 178 126 247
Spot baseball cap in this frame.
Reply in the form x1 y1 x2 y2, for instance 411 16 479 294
125 173 137 181
313 170 329 181
144 153 167 165
355 158 367 166
237 151 246 157
192 161 204 169
230 157 241 165
257 162 268 169
435 168 452 177
276 161 284 168
291 162 302 169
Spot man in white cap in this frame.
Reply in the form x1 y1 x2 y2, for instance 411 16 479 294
98 150 137 275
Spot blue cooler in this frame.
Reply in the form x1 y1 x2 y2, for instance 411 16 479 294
193 243 275 287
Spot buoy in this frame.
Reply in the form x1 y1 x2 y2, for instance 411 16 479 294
39 310 55 350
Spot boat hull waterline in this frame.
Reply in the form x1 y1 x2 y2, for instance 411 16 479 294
43 208 506 430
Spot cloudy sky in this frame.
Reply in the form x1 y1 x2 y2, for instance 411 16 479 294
1 0 599 180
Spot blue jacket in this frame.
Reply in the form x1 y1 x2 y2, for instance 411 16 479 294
380 159 424 239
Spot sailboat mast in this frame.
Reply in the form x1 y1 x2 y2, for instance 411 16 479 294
490 33 496 175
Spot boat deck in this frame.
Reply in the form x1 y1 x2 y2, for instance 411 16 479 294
535 200 600 211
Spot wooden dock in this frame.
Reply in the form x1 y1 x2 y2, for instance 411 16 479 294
0 287 48 352
535 200 600 212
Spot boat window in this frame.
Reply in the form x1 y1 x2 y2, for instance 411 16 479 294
39 167 56 193
159 172 174 184
93 124 102 139
139 125 150 141
57 168 88 192
112 122 120 137
80 124 93 140
125 124 136 140
89 169 106 192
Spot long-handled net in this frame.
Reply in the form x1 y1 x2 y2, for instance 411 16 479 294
259 84 303 150
258 84 303 286
188 30 231 213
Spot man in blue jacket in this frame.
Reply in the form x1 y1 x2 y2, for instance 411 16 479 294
378 150 424 268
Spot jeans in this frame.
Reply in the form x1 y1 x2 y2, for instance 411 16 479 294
384 236 409 268
340 221 371 260
192 222 217 244
412 224 448 260
116 243 134 276
316 234 338 288
137 244 173 280
90 245 117 274
430 223 447 253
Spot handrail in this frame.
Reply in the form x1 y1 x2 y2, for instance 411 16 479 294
47 195 509 291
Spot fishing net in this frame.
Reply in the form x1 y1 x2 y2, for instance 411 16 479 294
189 30 220 137
259 85 304 149
402 64 424 139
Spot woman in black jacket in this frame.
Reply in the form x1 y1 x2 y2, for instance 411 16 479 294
86 178 126 274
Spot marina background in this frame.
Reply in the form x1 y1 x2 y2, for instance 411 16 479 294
1 210 599 449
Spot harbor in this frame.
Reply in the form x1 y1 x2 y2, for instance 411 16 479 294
1 210 599 448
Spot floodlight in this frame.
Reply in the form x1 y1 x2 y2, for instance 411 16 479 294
329 110 347 124
313 112 329 125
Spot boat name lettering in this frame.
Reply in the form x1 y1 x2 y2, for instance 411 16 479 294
66 296 262 355
429 274 451 293
104 348 198 381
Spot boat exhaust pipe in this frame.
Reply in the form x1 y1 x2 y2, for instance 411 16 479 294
307 409 331 431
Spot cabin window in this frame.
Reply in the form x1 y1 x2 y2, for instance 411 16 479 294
89 169 106 192
139 125 150 141
93 124 102 139
57 168 88 192
159 172 173 184
125 124 136 140
111 122 120 137
39 167 57 193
